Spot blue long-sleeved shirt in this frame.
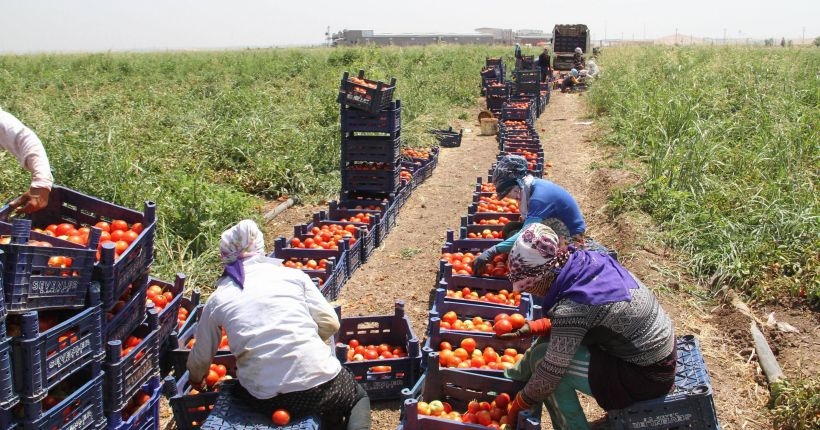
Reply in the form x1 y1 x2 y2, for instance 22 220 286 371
494 178 586 253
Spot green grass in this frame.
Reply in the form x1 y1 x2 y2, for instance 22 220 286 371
0 45 511 288
586 46 820 307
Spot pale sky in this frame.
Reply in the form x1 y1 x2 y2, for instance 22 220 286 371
1 0 817 54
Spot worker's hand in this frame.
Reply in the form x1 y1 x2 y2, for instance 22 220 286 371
10 186 50 214
504 393 532 430
471 246 498 277
496 318 551 340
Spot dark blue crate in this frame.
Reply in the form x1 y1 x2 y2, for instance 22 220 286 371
107 376 161 430
337 70 397 114
0 185 157 314
0 404 13 429
0 322 17 409
514 69 541 83
163 354 238 430
103 309 160 415
342 132 402 163
160 294 202 377
0 256 6 323
150 273 187 348
307 212 375 269
485 57 504 68
342 162 401 194
327 201 385 247
10 284 103 402
168 319 235 377
331 301 422 401
0 219 100 313
198 379 321 430
608 335 720 429
340 99 401 134
17 360 105 430
105 274 149 344
398 357 541 430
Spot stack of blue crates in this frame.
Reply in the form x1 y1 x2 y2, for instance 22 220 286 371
0 185 166 429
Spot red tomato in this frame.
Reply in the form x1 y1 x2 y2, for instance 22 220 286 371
111 219 129 232
494 318 514 336
130 223 144 234
272 409 290 426
94 221 111 232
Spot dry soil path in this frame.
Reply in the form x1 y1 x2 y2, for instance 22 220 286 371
162 92 782 429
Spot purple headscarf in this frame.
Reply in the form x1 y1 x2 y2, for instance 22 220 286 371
219 220 266 288
508 223 638 309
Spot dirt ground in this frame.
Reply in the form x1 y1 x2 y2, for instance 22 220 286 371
161 90 819 429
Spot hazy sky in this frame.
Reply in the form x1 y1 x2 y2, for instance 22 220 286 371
1 0 817 54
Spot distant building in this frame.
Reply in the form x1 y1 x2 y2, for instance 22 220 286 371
331 28 546 47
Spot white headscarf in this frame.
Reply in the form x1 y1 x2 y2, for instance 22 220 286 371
220 219 265 265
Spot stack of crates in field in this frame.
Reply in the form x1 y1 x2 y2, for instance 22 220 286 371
0 184 170 429
481 57 506 97
510 69 548 118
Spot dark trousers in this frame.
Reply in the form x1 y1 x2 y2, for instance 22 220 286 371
234 368 371 430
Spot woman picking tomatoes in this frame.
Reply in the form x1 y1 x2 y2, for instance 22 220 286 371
472 154 589 276
187 220 370 430
494 223 676 430
1 108 53 214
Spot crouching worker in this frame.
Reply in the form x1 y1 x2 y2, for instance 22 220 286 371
560 69 582 93
497 223 676 429
187 220 371 430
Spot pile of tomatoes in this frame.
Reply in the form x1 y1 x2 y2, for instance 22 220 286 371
476 216 513 226
122 334 146 360
282 257 330 270
347 161 393 171
177 307 190 330
475 196 519 213
289 224 358 251
343 339 408 363
402 148 431 159
416 393 515 429
438 311 526 336
440 252 510 277
501 120 530 130
444 287 522 307
336 212 372 224
146 282 175 313
29 219 144 262
466 228 502 240
186 327 230 351
479 182 496 193
436 338 523 371
121 385 154 420
400 169 413 183
106 281 141 322
348 76 378 91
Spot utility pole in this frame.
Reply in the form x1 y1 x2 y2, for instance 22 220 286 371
325 26 331 47
803 27 806 44
675 27 678 44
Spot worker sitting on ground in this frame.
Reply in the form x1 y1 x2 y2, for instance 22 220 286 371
560 69 582 93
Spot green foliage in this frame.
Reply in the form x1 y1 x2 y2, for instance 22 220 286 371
0 45 509 289
587 46 820 306
770 378 820 430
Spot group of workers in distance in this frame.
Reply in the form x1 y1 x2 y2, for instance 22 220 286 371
516 43 600 93
4 83 670 430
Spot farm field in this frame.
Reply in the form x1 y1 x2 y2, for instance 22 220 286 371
1 45 817 429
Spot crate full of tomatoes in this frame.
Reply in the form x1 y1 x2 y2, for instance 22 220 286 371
0 219 100 313
103 308 159 416
340 99 402 134
0 185 157 314
280 255 346 302
146 273 187 348
12 360 105 430
169 320 234 377
397 357 541 430
8 284 104 402
342 160 401 194
337 70 397 114
331 301 422 401
307 212 376 267
107 376 161 430
164 354 237 430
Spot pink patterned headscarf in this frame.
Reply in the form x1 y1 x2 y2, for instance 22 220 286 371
507 223 569 296
219 220 265 287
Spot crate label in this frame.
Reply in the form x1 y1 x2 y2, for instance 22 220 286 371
362 379 405 392
31 279 79 295
63 408 95 430
48 338 92 371
346 93 372 104
125 357 153 390
630 412 693 428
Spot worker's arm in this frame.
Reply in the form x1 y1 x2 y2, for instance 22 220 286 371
301 271 340 341
1 111 53 213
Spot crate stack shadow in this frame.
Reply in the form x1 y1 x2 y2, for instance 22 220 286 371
0 185 190 429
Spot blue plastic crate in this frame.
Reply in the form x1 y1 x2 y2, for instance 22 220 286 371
163 354 238 430
149 273 187 348
199 379 321 430
107 376 161 430
160 292 202 377
0 219 100 313
331 301 422 401
10 284 104 402
340 100 401 134
17 360 105 430
105 274 149 344
0 322 17 409
0 185 156 314
608 335 720 430
337 70 397 114
103 309 160 416
0 256 6 323
342 161 401 194
342 132 402 163
398 357 541 430
168 320 235 377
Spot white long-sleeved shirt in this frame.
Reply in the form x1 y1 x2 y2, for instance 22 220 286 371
0 109 53 189
187 255 342 399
